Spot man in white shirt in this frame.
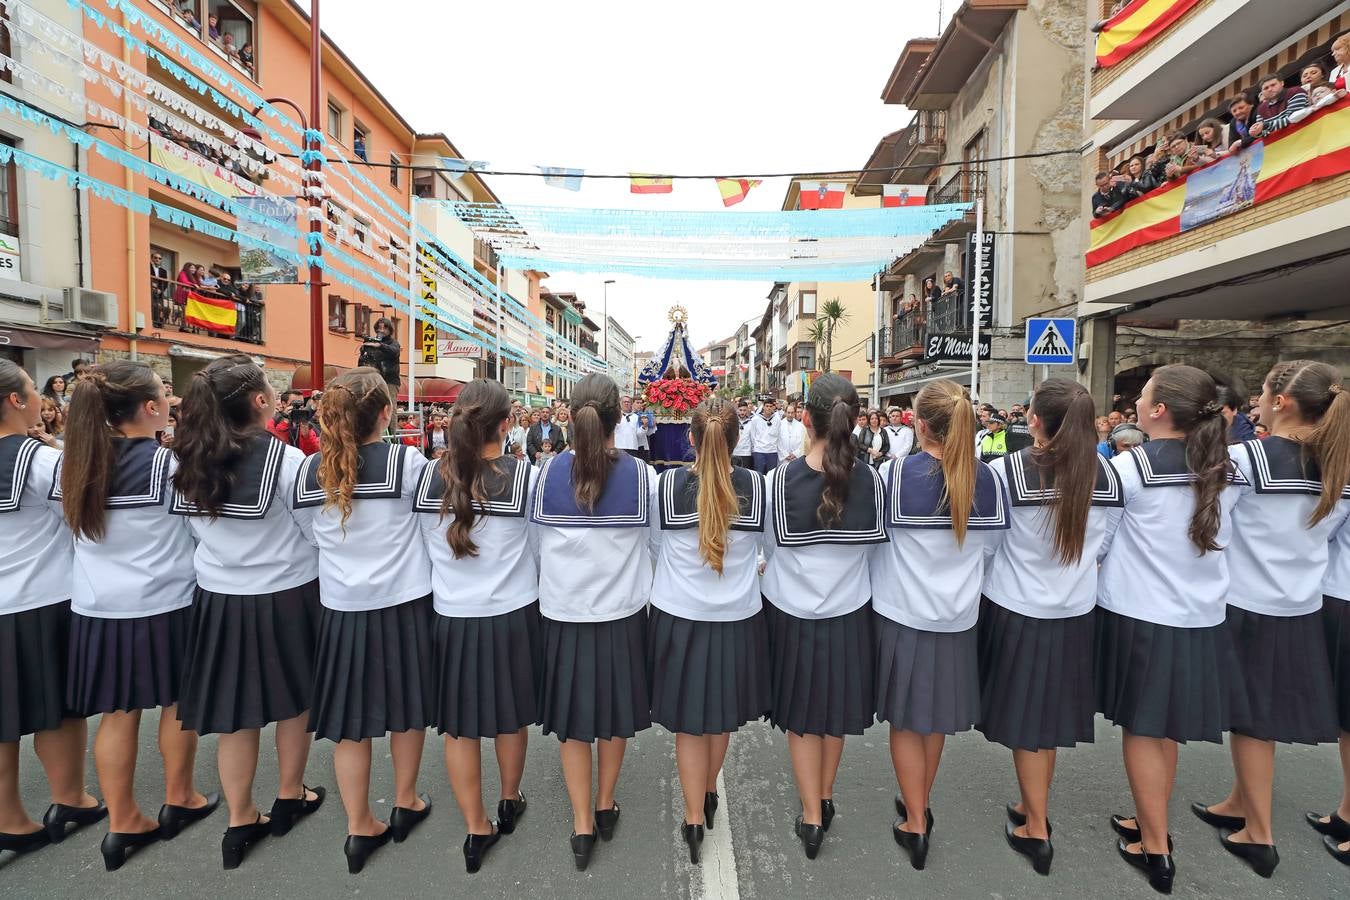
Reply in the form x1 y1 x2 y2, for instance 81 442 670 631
632 398 657 463
883 407 914 460
732 400 754 468
777 401 807 463
748 399 781 474
614 395 642 456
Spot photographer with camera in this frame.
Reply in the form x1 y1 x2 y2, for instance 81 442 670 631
266 389 321 455
358 316 402 394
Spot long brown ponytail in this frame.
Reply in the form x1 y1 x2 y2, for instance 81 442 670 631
1263 360 1350 526
1147 365 1230 553
1028 377 1099 564
804 373 860 528
439 378 512 558
316 367 390 527
690 398 740 574
173 354 270 517
569 373 622 511
914 379 977 545
61 361 163 541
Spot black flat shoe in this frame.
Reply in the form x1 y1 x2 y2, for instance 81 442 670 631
1006 801 1026 827
389 793 432 843
704 792 719 831
595 802 621 842
1005 819 1052 875
894 796 934 834
821 798 835 832
1219 829 1278 878
892 819 929 870
1323 834 1350 864
100 828 162 872
683 822 704 864
463 821 500 874
43 800 107 844
1117 839 1174 894
0 827 50 855
571 829 597 871
1190 801 1244 831
158 792 220 840
221 814 270 870
1306 811 1350 841
497 790 526 835
794 816 824 860
269 785 325 837
343 828 392 875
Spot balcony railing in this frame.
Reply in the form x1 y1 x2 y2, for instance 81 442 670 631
895 110 946 173
933 169 986 206
929 289 968 333
152 274 265 344
473 237 499 271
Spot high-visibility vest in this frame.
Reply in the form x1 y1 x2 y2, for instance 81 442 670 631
980 430 1008 461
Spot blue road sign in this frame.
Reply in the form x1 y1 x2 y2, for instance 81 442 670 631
1025 317 1076 365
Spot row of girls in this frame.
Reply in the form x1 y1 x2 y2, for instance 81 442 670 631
2 359 1348 888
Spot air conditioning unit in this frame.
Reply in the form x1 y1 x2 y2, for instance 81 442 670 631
59 288 119 328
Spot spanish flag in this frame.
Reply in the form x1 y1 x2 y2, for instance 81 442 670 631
716 178 761 207
1095 0 1201 68
183 291 238 334
630 174 673 194
1087 99 1350 268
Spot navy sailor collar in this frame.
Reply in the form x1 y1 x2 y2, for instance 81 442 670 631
886 451 1009 530
1127 438 1246 487
0 434 42 514
412 454 530 516
1241 435 1350 498
293 441 407 509
49 437 172 508
1003 447 1124 508
529 449 650 528
659 465 764 532
772 456 886 546
169 432 286 520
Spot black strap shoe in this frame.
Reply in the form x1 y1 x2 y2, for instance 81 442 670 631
1005 818 1053 875
571 829 598 871
270 785 325 837
43 800 107 844
221 814 270 870
1322 834 1350 865
1306 810 1350 841
1117 838 1174 894
497 790 526 835
1190 801 1245 831
595 802 621 842
388 793 432 843
463 821 500 874
1219 829 1278 878
158 792 220 840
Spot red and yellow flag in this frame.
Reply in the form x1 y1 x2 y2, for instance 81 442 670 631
1095 0 1202 68
715 178 761 207
630 174 674 194
1088 99 1350 267
183 291 238 334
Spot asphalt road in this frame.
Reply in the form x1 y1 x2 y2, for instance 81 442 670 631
3 711 1345 898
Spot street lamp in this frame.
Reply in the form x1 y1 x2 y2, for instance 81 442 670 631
602 279 615 364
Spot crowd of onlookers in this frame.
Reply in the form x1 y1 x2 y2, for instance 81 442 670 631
147 115 266 186
150 252 265 343
171 4 255 76
1091 33 1349 220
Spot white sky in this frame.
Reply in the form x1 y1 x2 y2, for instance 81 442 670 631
322 0 950 354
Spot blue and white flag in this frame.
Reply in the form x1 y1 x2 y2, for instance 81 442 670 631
537 166 584 191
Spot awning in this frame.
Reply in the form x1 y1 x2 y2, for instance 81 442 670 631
397 377 463 404
289 364 350 394
901 1 1026 109
0 324 101 351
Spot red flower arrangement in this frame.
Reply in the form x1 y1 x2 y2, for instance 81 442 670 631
643 378 711 417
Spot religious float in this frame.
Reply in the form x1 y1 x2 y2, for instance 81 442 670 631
637 306 717 470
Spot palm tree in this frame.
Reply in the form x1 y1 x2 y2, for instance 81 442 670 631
805 297 849 373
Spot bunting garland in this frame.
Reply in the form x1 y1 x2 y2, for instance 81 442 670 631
630 174 674 194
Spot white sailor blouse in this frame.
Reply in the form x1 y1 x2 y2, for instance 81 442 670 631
0 435 71 614
294 441 430 612
416 454 540 619
650 466 766 622
870 452 1010 633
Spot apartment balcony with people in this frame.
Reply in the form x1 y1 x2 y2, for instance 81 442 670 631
150 247 265 345
151 0 258 82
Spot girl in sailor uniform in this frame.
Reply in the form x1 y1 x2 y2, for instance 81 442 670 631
170 356 325 870
416 379 539 874
871 379 1008 871
1096 365 1249 894
761 373 886 861
296 367 434 874
56 361 218 871
1313 448 1350 865
0 360 105 856
649 399 771 865
979 377 1123 875
1193 360 1350 876
529 373 656 872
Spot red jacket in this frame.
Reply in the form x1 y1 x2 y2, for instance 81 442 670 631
266 418 321 455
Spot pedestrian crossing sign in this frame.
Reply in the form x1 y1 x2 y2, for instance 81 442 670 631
1024 317 1076 365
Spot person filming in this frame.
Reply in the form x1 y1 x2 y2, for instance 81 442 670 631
358 317 402 395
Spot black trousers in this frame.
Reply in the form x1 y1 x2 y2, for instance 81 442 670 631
733 455 754 469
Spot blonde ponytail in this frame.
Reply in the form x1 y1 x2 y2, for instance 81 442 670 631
690 400 740 575
915 380 977 545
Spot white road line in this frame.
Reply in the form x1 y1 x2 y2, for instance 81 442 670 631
698 769 741 900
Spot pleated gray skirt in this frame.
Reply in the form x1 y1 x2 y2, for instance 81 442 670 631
0 601 72 742
1324 595 1350 732
764 599 875 737
1094 608 1248 744
177 581 321 735
875 612 979 735
433 601 543 739
647 606 771 735
976 598 1096 751
67 606 191 717
309 595 435 743
539 608 650 743
1227 605 1338 745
